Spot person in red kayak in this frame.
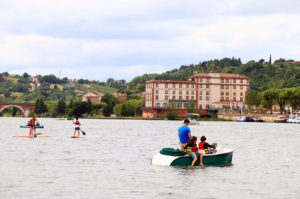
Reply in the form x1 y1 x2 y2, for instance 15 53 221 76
73 117 81 137
28 115 38 137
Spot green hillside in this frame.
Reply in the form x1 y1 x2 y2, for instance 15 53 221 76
128 58 300 92
0 73 118 102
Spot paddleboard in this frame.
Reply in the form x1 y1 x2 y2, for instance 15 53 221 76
70 136 81 138
13 135 50 138
20 125 44 128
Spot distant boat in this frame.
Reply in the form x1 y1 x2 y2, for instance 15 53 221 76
236 116 254 122
151 146 233 167
253 116 264 122
183 113 200 125
274 115 287 123
286 114 300 123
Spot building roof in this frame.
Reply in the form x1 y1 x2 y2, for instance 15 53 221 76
210 65 219 73
146 80 195 84
190 73 249 79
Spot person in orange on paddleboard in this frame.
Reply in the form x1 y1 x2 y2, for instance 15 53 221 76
28 115 37 137
73 117 81 137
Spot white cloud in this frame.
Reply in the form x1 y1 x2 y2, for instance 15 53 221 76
0 0 300 80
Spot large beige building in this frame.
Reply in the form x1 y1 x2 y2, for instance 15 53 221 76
143 66 250 118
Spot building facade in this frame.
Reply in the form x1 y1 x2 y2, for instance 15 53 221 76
82 91 104 103
143 66 250 118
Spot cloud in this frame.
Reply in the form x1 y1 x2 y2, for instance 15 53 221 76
0 0 300 81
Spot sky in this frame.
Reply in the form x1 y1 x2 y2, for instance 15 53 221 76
0 0 300 81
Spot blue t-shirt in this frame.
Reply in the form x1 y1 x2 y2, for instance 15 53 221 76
178 125 191 143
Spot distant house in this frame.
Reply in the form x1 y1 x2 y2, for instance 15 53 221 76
82 91 104 103
111 92 127 103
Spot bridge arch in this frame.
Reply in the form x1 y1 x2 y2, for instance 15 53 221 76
0 105 26 116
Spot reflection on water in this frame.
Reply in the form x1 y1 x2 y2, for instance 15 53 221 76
0 117 300 199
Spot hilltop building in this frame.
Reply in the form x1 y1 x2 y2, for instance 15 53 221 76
82 91 104 103
142 66 250 118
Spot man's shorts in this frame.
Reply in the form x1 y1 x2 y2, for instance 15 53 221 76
75 127 80 130
180 143 187 151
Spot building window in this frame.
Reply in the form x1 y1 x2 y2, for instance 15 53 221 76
179 91 182 95
155 95 158 100
233 97 236 101
226 97 229 101
173 90 176 94
156 90 159 94
171 103 176 108
226 79 229 83
206 91 209 95
221 92 224 95
156 83 158 88
155 103 160 107
200 84 202 88
163 103 168 108
184 103 188 108
173 84 176 88
165 84 168 88
179 84 182 88
233 79 236 83
206 85 209 88
177 103 182 108
200 91 202 95
240 97 243 102
221 85 224 89
172 96 175 100
200 78 203 82
186 96 189 101
240 92 243 96
233 92 236 96
200 96 202 100
186 84 189 88
240 79 243 83
165 96 168 100
221 97 224 100
226 85 229 89
206 96 209 101
191 96 194 100
165 90 168 94
206 104 210 109
233 85 236 89
179 96 182 100
221 79 224 83
206 79 209 82
199 104 202 109
226 92 229 95
191 91 194 95
240 86 243 90
191 84 194 88
186 91 189 95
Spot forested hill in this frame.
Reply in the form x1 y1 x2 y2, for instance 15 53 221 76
128 58 300 92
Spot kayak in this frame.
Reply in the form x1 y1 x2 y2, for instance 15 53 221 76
20 125 44 128
151 146 234 167
13 135 51 138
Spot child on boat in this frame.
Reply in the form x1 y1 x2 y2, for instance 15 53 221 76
73 117 81 137
184 136 203 167
198 136 217 154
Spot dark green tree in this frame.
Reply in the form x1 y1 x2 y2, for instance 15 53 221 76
34 97 48 114
57 99 66 115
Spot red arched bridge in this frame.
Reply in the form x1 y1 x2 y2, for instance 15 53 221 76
0 102 34 117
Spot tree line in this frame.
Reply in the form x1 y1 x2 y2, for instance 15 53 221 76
246 87 300 114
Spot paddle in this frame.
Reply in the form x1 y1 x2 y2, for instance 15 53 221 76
79 128 86 136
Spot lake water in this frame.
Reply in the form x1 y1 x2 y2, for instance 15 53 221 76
0 118 299 199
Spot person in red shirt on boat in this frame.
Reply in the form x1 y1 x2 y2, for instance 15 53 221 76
198 136 217 154
184 136 203 167
73 117 81 137
28 115 38 137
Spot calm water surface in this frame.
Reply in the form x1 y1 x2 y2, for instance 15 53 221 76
0 118 299 199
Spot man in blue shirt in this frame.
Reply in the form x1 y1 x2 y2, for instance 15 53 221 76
178 119 192 151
